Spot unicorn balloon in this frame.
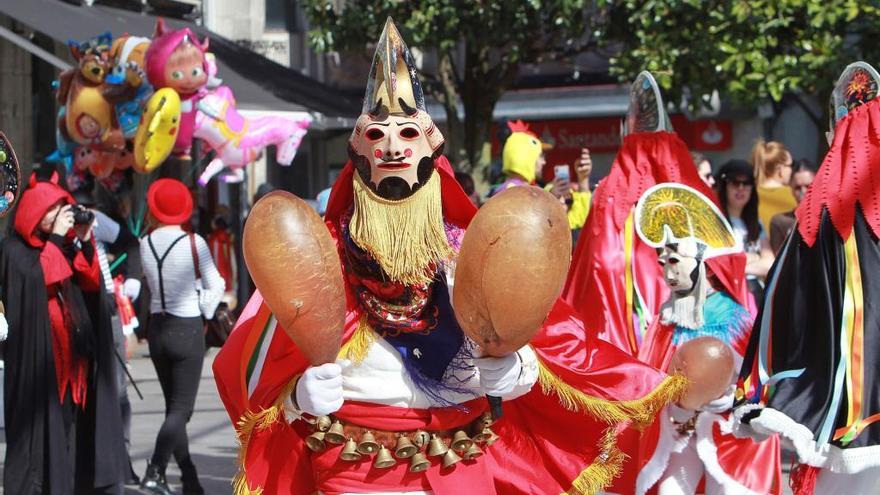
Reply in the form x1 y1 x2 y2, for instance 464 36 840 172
194 87 310 184
194 55 310 185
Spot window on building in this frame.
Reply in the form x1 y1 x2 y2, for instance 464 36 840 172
265 0 291 31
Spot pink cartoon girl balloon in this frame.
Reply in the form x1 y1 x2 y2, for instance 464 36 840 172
145 18 209 160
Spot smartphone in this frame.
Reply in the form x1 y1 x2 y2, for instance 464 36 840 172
553 165 570 183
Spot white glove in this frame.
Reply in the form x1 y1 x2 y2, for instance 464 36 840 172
700 384 736 413
294 362 345 417
474 353 521 397
0 313 8 342
123 278 141 301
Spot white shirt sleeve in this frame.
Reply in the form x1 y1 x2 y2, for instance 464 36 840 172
92 210 121 245
195 234 225 316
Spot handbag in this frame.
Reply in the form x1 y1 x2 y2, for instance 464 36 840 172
188 233 235 347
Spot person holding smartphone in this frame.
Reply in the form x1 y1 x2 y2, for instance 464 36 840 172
547 147 593 243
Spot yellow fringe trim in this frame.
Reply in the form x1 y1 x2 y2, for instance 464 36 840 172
537 358 688 427
337 317 377 364
564 426 627 495
229 352 682 495
350 171 453 286
231 377 298 495
536 357 685 494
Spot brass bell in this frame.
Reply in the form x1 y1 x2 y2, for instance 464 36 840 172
305 431 326 452
451 430 473 452
373 445 397 469
357 431 380 455
484 428 500 446
325 420 346 444
462 442 484 461
472 427 492 443
412 430 430 448
427 434 448 457
441 448 462 468
409 452 431 473
394 435 417 459
340 438 362 462
315 415 332 432
478 412 494 428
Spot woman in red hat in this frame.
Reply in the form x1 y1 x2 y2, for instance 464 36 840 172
138 178 224 495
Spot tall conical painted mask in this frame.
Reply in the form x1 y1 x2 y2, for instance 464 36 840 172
348 18 444 200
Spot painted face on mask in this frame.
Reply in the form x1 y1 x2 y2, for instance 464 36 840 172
658 243 702 294
349 114 437 200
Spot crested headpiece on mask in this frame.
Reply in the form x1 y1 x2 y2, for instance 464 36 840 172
350 18 443 151
635 183 738 259
827 61 880 143
636 183 739 329
363 17 425 116
622 71 673 137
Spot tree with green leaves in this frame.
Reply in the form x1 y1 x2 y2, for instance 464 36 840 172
602 0 880 135
302 0 603 174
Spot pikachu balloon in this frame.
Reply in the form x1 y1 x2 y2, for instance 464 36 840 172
133 88 180 172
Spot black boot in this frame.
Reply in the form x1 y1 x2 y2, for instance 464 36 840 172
179 462 205 495
140 463 174 495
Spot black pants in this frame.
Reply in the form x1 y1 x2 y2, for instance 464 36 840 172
147 314 204 472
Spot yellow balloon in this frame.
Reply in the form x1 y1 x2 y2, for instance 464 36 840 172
133 88 181 173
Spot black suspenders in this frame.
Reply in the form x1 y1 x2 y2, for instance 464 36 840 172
147 233 188 312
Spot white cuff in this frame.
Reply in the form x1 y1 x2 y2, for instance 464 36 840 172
503 345 539 401
282 379 306 423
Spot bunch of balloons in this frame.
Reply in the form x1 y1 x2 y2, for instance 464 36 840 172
51 21 311 188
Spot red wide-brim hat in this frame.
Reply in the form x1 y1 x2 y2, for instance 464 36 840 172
147 178 193 225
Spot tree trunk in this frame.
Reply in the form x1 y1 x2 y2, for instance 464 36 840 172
459 45 509 181
435 52 466 170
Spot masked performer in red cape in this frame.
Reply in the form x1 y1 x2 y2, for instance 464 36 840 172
562 72 749 357
213 19 684 495
628 184 781 495
737 63 880 495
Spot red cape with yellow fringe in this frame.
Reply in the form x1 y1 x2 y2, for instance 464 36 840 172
213 156 685 495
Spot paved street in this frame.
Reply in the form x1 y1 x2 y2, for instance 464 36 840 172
124 350 238 495
0 349 239 495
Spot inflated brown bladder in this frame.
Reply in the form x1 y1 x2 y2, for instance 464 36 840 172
453 186 571 356
669 336 735 410
243 191 345 364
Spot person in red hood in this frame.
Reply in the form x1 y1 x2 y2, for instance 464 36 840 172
1 171 127 495
207 212 236 304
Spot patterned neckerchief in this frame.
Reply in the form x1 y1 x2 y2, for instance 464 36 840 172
338 211 469 388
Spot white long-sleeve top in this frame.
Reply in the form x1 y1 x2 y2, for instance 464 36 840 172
140 226 225 318
340 339 539 408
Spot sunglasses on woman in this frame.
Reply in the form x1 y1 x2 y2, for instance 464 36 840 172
728 179 753 188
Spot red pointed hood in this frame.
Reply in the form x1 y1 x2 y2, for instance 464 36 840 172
14 173 73 248
563 131 748 353
797 96 880 246
324 155 477 228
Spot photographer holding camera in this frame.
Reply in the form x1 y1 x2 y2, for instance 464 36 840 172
0 172 126 495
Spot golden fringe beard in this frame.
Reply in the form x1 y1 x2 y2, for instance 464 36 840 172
351 171 453 286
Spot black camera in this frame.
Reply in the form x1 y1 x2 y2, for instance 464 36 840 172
71 204 95 226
